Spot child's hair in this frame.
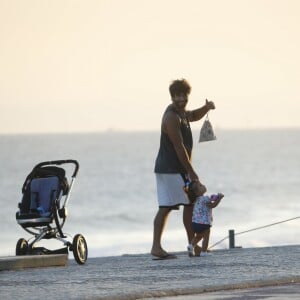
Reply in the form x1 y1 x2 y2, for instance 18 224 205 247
169 79 191 97
184 181 201 204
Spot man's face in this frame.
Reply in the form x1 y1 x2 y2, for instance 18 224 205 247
172 93 188 111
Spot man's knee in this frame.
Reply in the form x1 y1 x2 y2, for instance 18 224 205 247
154 208 171 221
159 207 172 215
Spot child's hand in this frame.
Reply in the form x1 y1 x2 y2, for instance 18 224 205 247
217 193 224 200
211 193 224 201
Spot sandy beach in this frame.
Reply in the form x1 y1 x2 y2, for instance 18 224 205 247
1 245 300 299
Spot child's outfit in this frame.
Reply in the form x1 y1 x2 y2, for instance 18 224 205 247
192 194 218 230
187 194 220 256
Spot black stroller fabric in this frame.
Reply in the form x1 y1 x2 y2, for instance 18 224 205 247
19 166 69 216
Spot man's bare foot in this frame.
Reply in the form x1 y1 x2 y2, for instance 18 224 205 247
151 246 168 257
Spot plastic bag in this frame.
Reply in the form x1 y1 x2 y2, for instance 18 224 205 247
199 114 216 142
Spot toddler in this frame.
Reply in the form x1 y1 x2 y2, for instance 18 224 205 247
186 180 224 257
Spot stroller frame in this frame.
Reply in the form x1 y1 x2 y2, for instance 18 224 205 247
16 160 88 265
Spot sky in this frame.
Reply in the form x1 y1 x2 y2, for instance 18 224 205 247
1 0 300 134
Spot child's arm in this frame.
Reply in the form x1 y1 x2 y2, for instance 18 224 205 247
206 193 224 208
207 199 221 208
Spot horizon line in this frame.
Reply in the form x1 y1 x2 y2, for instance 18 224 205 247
1 126 300 136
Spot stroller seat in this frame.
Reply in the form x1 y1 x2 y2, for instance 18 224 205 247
16 176 59 227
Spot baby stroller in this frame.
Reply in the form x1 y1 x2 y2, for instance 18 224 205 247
15 160 88 265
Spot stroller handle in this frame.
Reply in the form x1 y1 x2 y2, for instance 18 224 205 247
34 160 79 177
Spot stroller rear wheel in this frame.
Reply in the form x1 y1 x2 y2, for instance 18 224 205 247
16 238 28 256
72 234 88 264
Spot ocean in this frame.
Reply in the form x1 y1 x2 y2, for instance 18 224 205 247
1 129 300 258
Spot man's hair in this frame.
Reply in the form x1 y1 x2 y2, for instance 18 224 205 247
169 79 191 97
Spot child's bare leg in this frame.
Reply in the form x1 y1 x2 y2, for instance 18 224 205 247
191 233 204 247
187 233 204 257
189 231 208 256
194 244 201 256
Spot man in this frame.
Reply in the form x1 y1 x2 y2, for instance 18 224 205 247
151 78 215 259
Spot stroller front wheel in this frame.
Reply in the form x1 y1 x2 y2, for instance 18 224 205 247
16 238 28 256
72 234 88 264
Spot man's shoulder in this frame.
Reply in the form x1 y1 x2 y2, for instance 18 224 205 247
163 107 180 122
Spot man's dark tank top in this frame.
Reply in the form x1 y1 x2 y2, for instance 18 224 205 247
154 106 193 174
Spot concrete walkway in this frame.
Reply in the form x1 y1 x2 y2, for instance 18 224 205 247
150 283 300 299
1 245 300 299
0 254 68 271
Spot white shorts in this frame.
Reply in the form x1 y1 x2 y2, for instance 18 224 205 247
155 173 190 209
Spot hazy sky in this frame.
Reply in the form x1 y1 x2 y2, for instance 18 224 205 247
1 0 299 133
